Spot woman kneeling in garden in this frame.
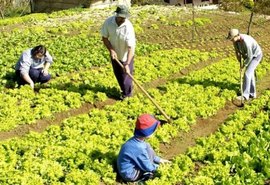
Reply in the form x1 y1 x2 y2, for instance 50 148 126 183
15 45 53 89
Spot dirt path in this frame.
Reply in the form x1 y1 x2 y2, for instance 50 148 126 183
1 51 270 147
0 56 222 141
0 100 115 140
160 70 270 159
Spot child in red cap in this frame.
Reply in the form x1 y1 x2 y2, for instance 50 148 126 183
117 114 171 182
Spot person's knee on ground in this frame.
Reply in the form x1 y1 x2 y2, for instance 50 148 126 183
139 171 155 181
122 170 155 183
39 73 51 83
29 68 41 82
15 70 27 86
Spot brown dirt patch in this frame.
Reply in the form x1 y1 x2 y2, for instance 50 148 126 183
0 98 116 140
160 101 237 159
0 56 222 141
159 70 270 159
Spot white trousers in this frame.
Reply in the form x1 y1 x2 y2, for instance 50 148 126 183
243 53 263 100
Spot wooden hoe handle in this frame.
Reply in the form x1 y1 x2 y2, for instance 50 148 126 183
114 59 171 123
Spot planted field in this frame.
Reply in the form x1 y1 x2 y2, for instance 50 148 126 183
0 5 270 184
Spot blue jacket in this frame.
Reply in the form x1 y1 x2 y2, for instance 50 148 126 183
117 136 160 181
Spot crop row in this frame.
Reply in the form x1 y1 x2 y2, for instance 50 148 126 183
0 56 269 184
0 30 161 88
2 5 268 88
147 90 270 185
0 48 216 131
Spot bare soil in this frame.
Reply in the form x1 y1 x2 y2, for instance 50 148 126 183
160 69 270 158
160 101 236 159
0 99 116 140
0 56 221 141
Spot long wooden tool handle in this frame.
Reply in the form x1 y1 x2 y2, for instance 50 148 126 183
240 58 244 105
114 59 171 122
240 68 243 105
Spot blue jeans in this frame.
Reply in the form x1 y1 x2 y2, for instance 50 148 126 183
16 67 51 86
243 53 262 100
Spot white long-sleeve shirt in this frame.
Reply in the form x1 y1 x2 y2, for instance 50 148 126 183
15 48 53 75
101 15 136 61
233 34 262 66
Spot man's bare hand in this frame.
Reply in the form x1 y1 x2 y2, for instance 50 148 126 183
124 64 130 74
42 69 49 76
110 50 118 60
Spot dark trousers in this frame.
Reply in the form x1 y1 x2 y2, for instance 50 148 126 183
132 171 155 182
111 57 134 97
16 67 51 86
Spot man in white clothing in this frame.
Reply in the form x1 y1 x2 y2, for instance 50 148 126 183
101 5 136 100
227 28 263 101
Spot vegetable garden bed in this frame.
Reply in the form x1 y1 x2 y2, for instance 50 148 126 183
0 5 270 184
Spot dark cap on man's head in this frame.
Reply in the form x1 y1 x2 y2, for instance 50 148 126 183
115 5 130 18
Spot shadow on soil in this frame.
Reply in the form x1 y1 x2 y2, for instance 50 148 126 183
89 150 126 184
175 78 239 91
36 82 122 100
2 72 18 88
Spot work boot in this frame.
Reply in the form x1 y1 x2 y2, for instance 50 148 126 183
119 95 125 101
249 95 256 99
236 96 246 101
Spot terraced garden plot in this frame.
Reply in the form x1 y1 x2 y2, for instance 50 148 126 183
0 5 270 184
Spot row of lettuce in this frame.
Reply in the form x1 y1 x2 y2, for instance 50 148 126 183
1 4 262 88
0 55 270 184
0 30 162 88
148 91 270 185
0 5 270 184
0 48 216 132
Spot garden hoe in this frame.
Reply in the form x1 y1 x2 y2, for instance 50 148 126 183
239 59 245 107
114 59 172 123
